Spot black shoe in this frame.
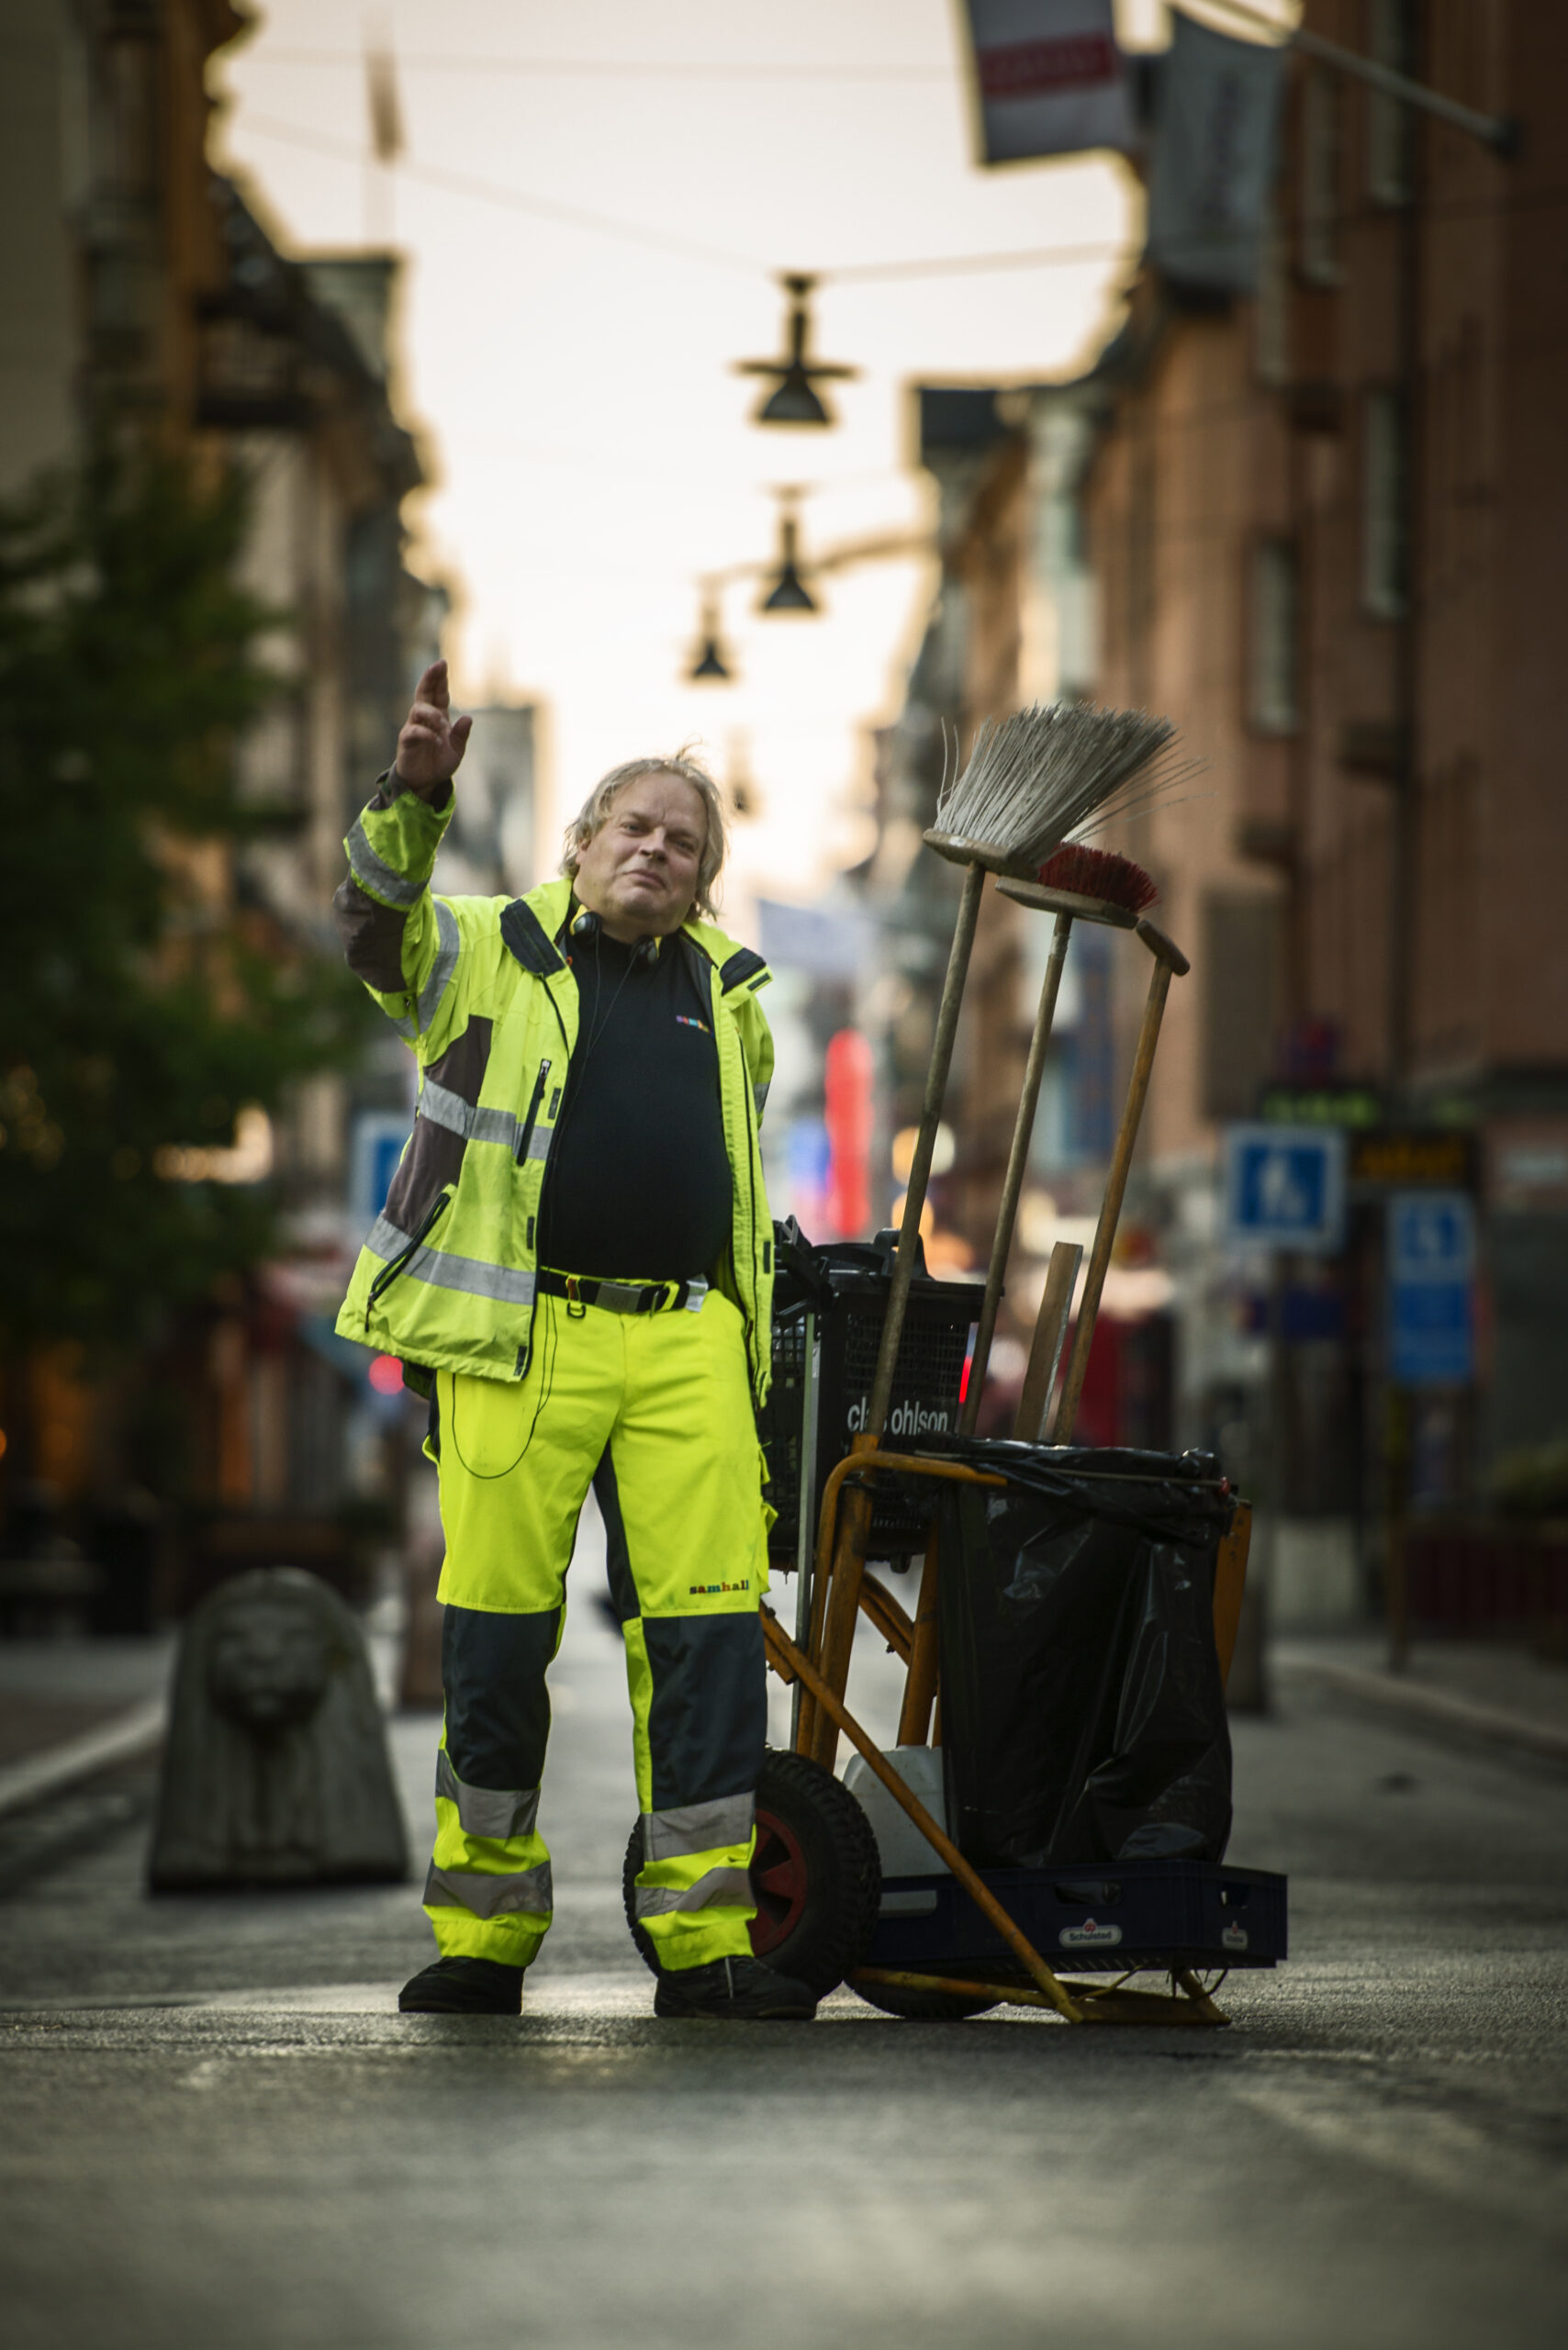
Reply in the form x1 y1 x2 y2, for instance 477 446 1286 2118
654 1953 817 2020
398 1956 526 2014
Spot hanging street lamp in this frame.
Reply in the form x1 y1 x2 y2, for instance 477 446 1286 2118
687 587 734 681
758 488 819 614
736 274 857 429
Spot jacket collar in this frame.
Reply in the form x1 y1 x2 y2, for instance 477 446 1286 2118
500 878 771 996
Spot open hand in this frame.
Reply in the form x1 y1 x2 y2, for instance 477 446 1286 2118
396 660 473 799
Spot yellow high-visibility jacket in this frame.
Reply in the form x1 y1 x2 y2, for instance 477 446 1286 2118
332 775 776 1396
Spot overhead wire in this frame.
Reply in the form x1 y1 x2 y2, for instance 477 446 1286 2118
228 105 1562 295
234 114 764 273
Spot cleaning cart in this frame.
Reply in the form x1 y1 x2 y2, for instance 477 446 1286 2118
624 711 1287 2022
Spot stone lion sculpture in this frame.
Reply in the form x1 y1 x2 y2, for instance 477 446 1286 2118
149 1566 409 1889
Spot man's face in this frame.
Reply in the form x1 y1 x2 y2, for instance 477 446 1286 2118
573 772 707 940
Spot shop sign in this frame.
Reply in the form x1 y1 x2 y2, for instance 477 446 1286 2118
1349 1129 1477 1191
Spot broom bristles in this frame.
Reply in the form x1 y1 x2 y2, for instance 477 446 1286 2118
935 701 1179 869
1036 843 1159 913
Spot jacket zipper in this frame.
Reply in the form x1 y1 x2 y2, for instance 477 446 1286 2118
737 1046 766 1395
514 1058 552 1165
369 1189 452 1305
713 961 767 1400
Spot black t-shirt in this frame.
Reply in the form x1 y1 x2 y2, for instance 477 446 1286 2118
536 924 734 1281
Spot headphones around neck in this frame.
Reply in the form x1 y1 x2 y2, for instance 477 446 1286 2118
570 906 661 965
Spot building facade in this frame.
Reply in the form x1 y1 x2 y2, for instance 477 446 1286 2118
877 1 1568 1599
1 0 443 1574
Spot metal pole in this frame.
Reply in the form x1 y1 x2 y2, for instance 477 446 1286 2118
1385 1385 1411 1673
959 912 1073 1436
788 1311 818 1751
1204 0 1518 155
895 1520 943 1746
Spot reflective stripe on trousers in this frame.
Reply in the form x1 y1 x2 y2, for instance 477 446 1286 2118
633 1793 756 1925
436 1747 541 1841
633 1865 755 1919
425 1740 554 1963
642 1792 754 1863
423 1860 554 1921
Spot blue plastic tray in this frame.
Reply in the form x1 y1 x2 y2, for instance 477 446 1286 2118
868 1856 1288 1975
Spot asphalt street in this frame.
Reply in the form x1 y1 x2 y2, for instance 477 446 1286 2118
3 1523 1566 2350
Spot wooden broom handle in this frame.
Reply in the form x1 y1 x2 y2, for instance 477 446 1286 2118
1050 919 1188 1445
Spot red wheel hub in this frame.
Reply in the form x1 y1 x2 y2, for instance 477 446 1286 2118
748 1804 809 1957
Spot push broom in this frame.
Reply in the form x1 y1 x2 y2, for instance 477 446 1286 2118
801 701 1182 1762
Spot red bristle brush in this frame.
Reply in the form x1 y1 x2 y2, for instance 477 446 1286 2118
1036 842 1159 913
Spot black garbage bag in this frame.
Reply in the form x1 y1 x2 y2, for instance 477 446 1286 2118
933 1443 1236 1869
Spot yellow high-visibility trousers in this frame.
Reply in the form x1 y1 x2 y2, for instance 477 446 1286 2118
423 1282 769 1974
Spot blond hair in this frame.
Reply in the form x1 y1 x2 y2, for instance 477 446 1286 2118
560 748 728 920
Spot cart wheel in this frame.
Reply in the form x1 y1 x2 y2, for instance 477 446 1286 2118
849 1976 1002 2022
622 1749 882 1997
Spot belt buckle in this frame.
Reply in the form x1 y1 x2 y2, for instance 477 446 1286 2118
565 1273 587 1320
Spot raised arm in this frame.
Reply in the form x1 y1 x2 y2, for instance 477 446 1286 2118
333 661 474 1046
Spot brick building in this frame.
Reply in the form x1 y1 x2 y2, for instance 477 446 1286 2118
879 2 1568 1599
1 1 442 1572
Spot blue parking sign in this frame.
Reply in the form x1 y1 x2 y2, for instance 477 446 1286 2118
1388 1190 1474 1386
1224 1125 1348 1254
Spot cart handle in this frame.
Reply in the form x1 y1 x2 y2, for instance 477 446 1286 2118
805 1442 1009 1673
811 1444 1007 1602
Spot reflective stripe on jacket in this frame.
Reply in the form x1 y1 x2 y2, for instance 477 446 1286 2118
331 774 776 1396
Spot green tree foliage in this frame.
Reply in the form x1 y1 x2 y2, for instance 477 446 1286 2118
0 448 374 1348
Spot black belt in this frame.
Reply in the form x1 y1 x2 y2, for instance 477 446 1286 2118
537 1269 710 1316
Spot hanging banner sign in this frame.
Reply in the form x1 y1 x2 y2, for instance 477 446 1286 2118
962 0 1135 164
1146 9 1286 293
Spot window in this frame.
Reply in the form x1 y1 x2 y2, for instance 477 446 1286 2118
1368 0 1417 206
1300 66 1342 285
1249 540 1299 733
1362 391 1409 618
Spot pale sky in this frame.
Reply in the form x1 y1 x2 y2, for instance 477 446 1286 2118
210 2 1282 930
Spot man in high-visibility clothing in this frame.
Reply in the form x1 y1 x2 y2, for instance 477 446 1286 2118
334 660 812 2020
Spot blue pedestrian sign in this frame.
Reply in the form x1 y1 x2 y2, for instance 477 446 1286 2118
1387 1190 1474 1386
1224 1125 1348 1255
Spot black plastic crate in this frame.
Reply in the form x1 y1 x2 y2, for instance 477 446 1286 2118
868 1857 1287 1975
762 1225 980 1566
